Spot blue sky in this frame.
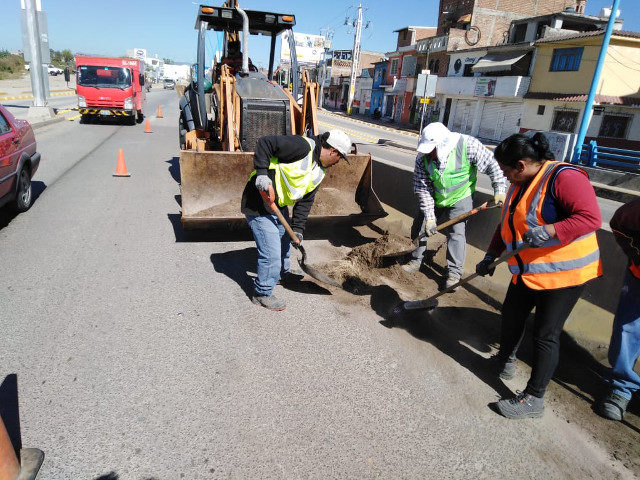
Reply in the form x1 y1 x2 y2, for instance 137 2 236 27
1 1 637 67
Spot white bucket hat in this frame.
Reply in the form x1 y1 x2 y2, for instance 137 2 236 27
417 122 451 154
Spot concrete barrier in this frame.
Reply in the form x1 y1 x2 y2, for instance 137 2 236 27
371 157 626 357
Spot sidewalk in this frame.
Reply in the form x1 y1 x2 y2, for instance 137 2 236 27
0 73 76 101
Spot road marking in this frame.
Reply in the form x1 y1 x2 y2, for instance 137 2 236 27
56 109 72 115
320 110 420 138
67 114 82 121
0 91 75 102
318 121 380 144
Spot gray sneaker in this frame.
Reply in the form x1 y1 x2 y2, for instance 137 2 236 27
252 294 286 311
596 391 629 421
490 354 516 380
402 259 423 273
496 391 544 419
445 274 461 291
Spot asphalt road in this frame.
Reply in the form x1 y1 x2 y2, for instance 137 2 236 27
0 90 636 479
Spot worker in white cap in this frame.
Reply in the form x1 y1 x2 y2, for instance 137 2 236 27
403 122 507 290
241 130 351 311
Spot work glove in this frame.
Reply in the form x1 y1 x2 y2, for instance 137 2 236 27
523 225 550 248
494 192 506 206
255 174 272 192
290 232 303 249
424 219 438 238
475 254 496 277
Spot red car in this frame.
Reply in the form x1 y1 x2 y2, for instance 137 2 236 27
0 105 40 212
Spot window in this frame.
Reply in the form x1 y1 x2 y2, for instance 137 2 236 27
390 58 399 75
0 113 11 135
599 114 631 138
551 109 579 133
513 23 527 43
537 105 546 115
550 47 584 72
401 55 417 77
463 64 474 77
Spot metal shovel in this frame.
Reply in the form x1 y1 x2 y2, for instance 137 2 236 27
392 244 529 314
382 201 501 260
259 187 342 288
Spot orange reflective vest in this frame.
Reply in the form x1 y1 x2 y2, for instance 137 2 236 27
631 263 640 280
500 160 602 290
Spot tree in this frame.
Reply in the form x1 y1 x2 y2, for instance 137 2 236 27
163 58 172 64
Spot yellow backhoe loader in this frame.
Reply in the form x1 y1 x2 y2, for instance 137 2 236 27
178 3 386 231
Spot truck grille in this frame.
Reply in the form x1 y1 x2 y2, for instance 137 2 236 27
240 100 290 151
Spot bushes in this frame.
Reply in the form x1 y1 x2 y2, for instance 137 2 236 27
0 51 26 80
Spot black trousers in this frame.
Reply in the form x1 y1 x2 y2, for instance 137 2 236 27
498 276 585 398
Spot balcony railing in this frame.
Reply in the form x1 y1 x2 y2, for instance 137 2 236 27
436 76 531 98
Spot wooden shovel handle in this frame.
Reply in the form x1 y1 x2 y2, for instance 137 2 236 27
259 186 300 245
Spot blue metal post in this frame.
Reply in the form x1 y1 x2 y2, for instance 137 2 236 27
571 0 621 163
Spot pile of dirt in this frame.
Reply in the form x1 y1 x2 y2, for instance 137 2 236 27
316 234 429 296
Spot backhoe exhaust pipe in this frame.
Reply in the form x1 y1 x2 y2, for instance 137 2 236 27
235 5 250 73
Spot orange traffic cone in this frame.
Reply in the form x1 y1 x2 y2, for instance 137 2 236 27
113 149 131 177
156 104 163 118
144 118 152 133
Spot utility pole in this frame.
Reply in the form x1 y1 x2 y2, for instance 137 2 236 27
346 5 363 115
22 0 53 121
419 38 433 133
318 27 333 108
571 0 621 163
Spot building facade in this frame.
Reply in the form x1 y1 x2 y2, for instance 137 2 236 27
370 60 388 117
521 30 640 151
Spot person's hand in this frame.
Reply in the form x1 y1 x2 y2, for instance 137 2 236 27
291 232 303 249
494 192 506 206
424 219 438 237
255 174 272 192
476 254 496 276
523 225 550 248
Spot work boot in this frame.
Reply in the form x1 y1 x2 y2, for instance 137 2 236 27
251 294 286 311
444 274 461 292
278 269 305 285
489 354 516 380
595 391 629 421
402 258 423 273
496 391 544 419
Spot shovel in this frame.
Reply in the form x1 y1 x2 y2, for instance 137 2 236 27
259 186 342 288
382 201 501 260
392 244 529 314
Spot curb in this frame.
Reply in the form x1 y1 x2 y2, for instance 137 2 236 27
319 109 420 138
32 116 65 130
0 91 75 102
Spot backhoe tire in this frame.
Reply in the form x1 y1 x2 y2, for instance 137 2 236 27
179 115 187 150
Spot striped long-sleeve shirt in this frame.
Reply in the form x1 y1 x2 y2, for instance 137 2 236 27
413 134 507 220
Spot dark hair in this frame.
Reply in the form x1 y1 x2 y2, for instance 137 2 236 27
319 131 331 150
494 133 555 167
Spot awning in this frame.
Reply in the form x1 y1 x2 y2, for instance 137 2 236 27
472 51 527 73
457 14 471 24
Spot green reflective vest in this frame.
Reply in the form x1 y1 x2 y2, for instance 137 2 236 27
424 136 476 207
250 137 325 207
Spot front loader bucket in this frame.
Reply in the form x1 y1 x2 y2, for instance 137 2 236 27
179 150 386 231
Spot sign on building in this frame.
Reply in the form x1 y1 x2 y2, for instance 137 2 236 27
474 77 497 98
416 73 437 97
280 32 326 65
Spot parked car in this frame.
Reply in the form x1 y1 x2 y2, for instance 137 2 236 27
47 65 63 76
0 105 40 213
163 78 176 90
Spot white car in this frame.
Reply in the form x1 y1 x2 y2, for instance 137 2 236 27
47 65 63 76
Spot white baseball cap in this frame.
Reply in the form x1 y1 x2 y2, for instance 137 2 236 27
417 122 451 154
326 129 351 162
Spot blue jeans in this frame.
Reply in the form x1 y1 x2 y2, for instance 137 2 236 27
607 269 640 400
246 211 291 297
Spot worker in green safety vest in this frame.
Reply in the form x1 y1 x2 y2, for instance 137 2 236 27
402 122 507 290
241 130 352 311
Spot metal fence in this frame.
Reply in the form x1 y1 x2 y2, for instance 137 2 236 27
576 140 640 172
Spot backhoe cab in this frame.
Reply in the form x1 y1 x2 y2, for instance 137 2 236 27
178 3 386 231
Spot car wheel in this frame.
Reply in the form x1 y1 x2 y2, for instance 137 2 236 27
13 165 32 212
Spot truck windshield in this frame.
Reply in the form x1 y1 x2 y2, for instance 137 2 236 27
77 66 131 88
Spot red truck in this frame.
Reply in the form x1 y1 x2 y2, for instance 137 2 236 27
75 55 146 125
